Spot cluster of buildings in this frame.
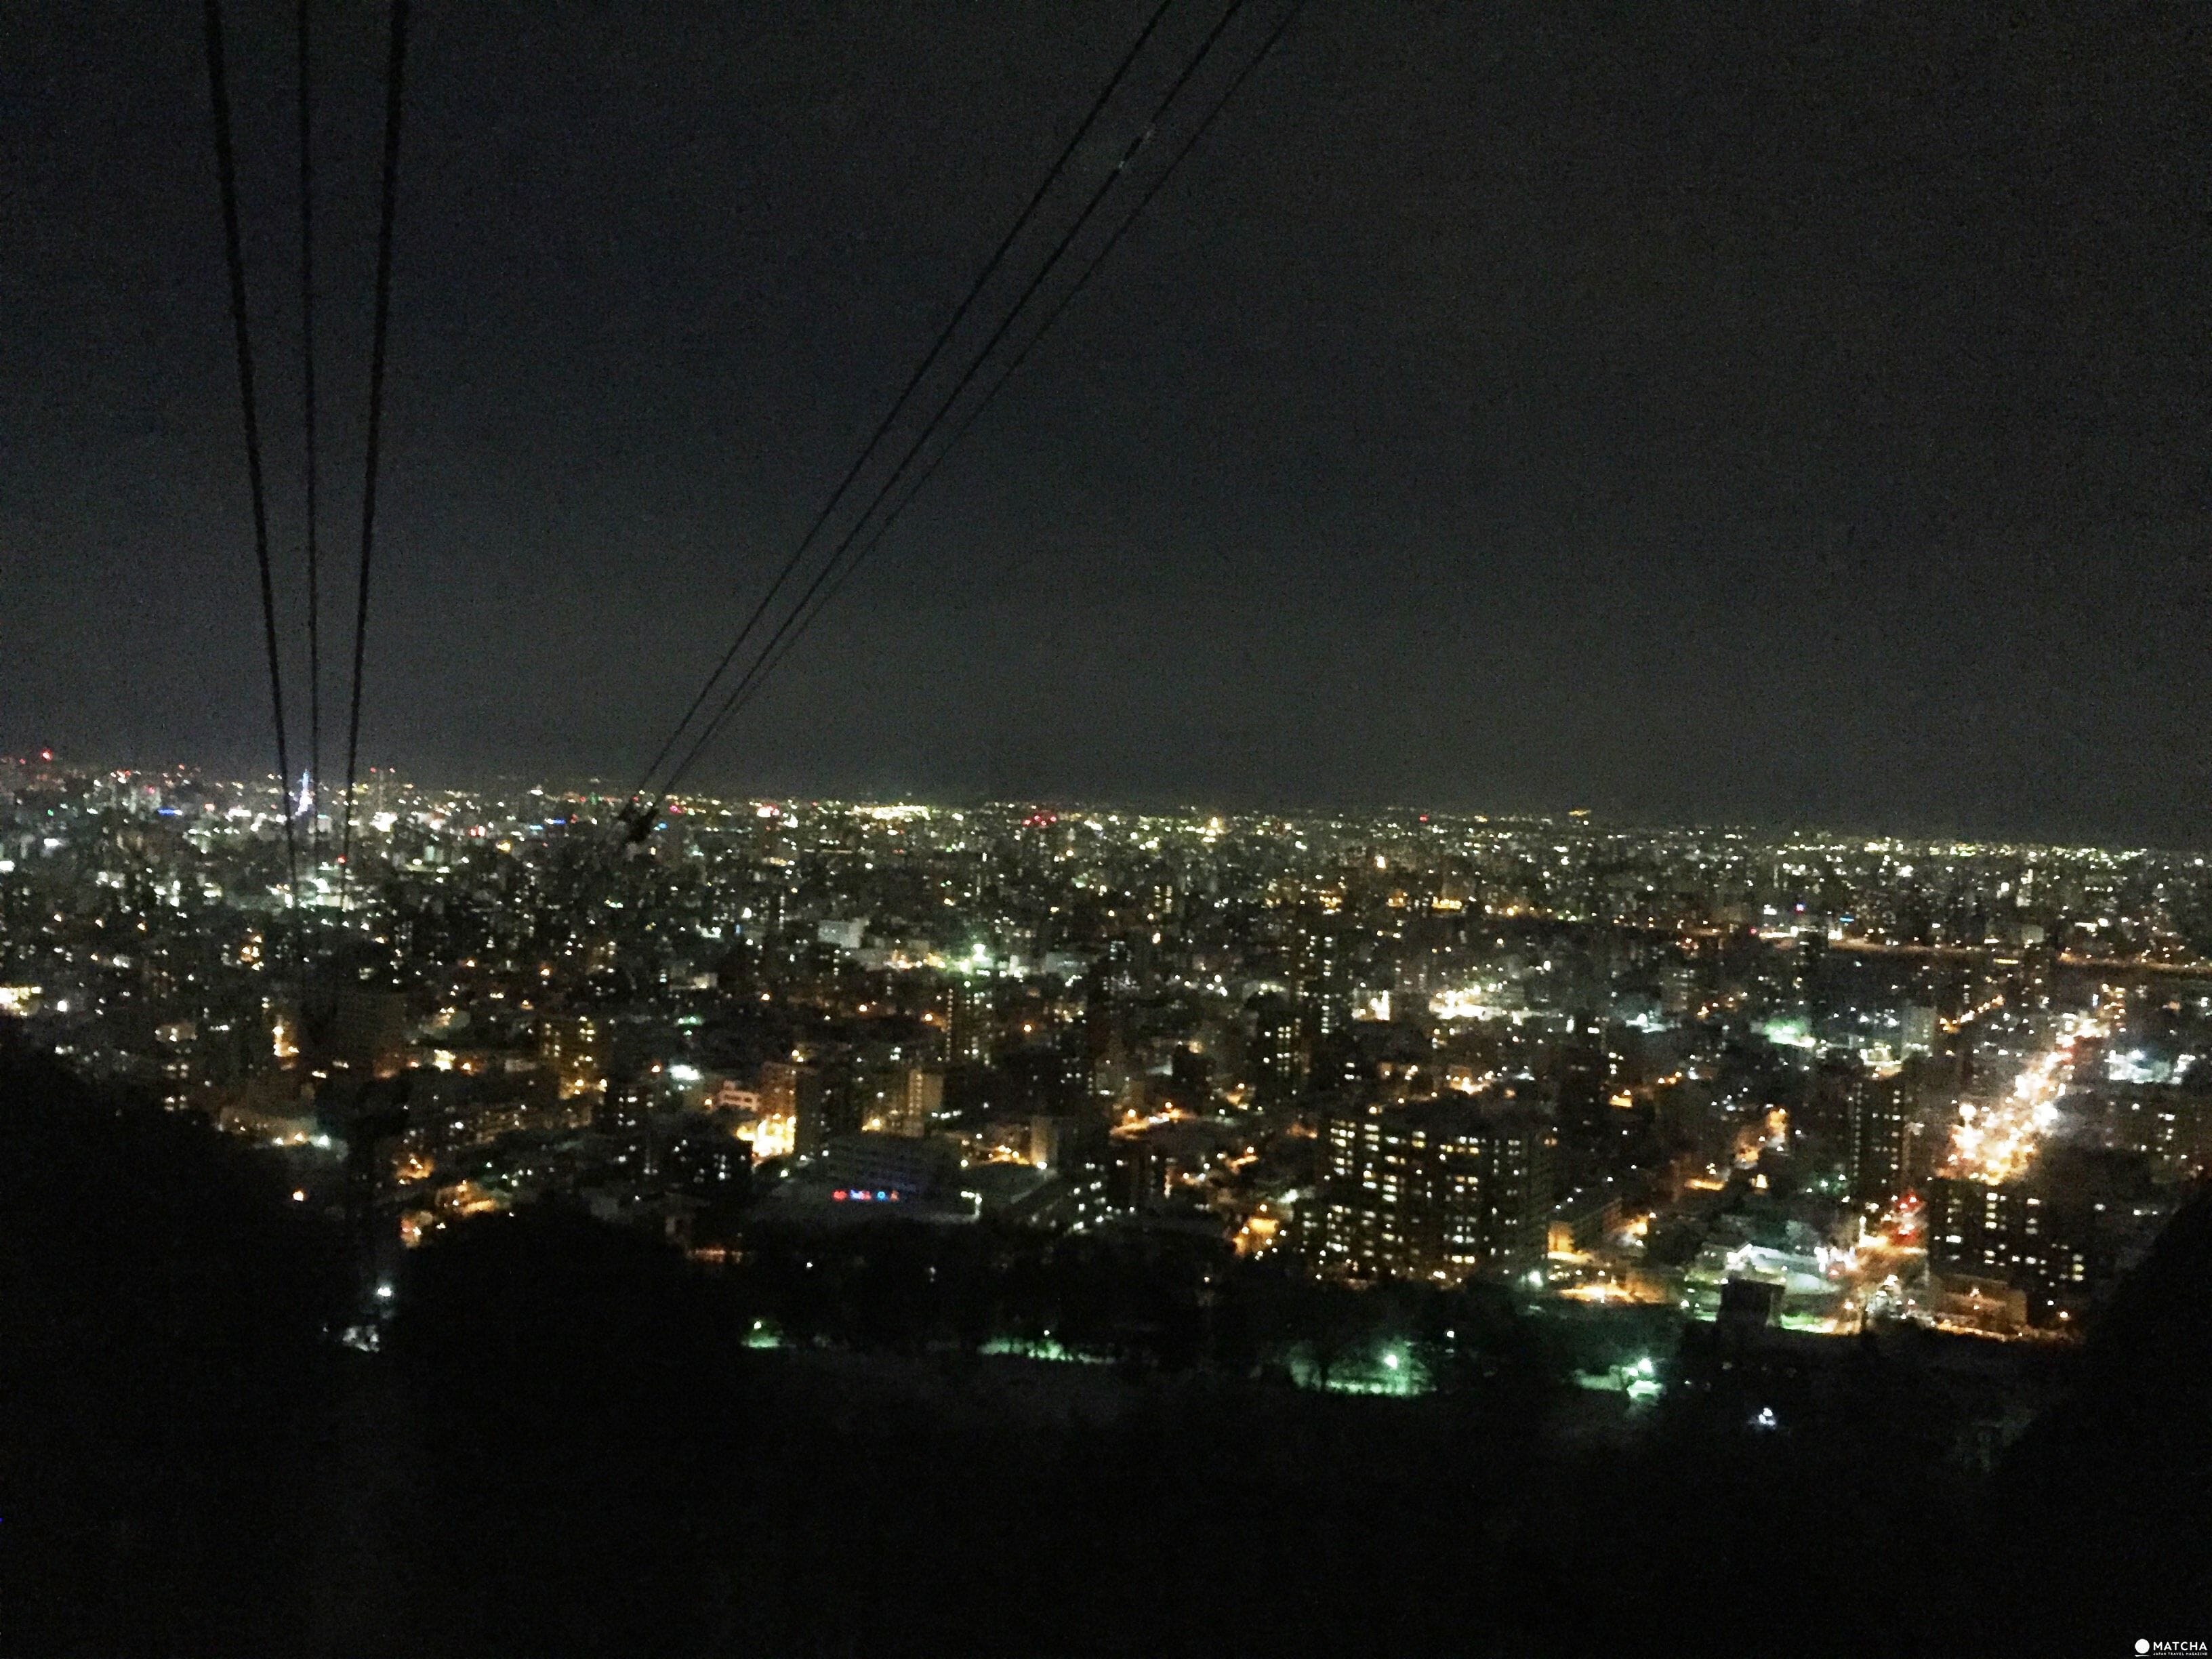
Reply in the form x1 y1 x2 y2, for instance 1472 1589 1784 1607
3 751 2205 1336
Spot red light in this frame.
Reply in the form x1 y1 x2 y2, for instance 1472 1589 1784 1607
832 1189 848 1201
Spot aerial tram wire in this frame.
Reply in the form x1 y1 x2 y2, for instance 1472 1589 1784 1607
642 0 1303 814
631 0 1260 827
203 0 302 934
203 0 410 924
668 0 1304 781
817 0 1311 617
298 0 325 864
630 0 1253 823
644 0 1254 808
335 0 411 914
621 0 1182 825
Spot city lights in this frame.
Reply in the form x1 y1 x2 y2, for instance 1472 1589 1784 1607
2 766 2193 1391
1944 1015 2107 1186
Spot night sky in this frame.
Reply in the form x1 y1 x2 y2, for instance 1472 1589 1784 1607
5 2 2207 842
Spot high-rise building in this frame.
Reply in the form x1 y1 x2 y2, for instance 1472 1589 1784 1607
663 1122 751 1199
1303 1097 1555 1282
1927 1150 2157 1322
1166 1042 1212 1112
762 1059 830 1158
945 975 992 1066
1927 1176 2100 1322
539 1014 605 1103
1250 998 1306 1104
1845 1068 1908 1212
1293 921 1348 1038
884 1065 943 1137
533 1012 606 1106
1031 1113 1111 1224
1054 1015 1095 1107
311 987 407 1079
598 1073 656 1139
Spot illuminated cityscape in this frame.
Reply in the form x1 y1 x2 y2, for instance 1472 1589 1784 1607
5 752 2203 1349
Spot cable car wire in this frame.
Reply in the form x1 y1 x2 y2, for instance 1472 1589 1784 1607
336 0 409 912
643 0 1254 815
712 0 1307 735
203 0 302 924
623 0 1180 817
648 0 1298 809
298 0 323 861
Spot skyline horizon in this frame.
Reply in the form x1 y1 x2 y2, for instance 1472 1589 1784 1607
18 743 2209 857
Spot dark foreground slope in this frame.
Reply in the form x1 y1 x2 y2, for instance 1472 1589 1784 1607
1985 1185 2212 1648
385 1211 1978 1659
0 1037 348 1656
4 1030 2204 1657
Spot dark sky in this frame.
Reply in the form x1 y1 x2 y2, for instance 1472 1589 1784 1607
5 1 2208 842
